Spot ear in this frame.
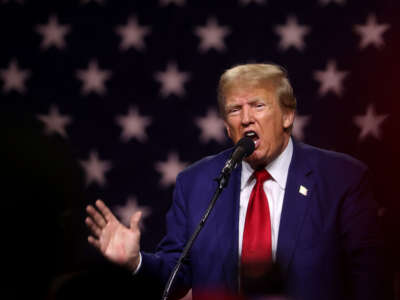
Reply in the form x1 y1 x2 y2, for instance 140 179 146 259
283 110 295 130
224 121 232 139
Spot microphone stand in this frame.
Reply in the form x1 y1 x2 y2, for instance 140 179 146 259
161 171 233 300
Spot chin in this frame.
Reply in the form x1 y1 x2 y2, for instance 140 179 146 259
245 151 267 169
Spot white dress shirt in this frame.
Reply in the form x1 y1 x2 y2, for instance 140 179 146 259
238 138 293 261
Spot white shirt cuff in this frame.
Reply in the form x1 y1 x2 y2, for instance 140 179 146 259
132 252 142 275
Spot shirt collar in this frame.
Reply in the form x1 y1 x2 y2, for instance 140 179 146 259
240 137 293 190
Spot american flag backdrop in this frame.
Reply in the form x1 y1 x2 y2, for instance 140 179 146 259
1 0 399 299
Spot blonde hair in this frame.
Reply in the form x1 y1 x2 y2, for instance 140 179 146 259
217 63 297 118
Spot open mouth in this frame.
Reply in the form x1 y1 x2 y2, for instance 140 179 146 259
244 131 260 149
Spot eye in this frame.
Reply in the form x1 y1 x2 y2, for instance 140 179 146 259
227 107 240 114
255 102 265 109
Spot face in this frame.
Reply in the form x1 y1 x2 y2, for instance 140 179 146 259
223 85 294 170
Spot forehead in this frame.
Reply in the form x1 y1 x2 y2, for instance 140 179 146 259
224 85 277 105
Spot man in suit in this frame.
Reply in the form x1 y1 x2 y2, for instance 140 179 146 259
85 63 383 299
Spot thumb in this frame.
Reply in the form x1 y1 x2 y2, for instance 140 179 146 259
130 211 142 231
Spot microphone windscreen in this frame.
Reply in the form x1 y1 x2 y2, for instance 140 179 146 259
236 137 255 157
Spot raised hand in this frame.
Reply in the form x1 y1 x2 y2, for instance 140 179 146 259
85 199 142 271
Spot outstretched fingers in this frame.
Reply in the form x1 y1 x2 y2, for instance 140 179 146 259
95 199 116 223
88 235 101 249
86 204 107 228
85 216 102 238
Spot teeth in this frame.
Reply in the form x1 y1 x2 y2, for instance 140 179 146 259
245 131 256 137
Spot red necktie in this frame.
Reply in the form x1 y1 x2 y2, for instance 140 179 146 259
241 169 272 266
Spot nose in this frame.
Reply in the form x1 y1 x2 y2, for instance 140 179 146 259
241 105 254 126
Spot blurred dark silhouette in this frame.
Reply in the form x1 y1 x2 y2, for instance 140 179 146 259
2 112 85 300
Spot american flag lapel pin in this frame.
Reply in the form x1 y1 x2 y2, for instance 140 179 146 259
299 185 308 196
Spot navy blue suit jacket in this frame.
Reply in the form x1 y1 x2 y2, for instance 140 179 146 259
139 141 383 300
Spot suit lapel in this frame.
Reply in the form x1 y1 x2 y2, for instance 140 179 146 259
215 164 242 292
276 142 313 276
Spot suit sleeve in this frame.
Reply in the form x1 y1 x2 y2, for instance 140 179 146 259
339 169 385 299
135 173 192 298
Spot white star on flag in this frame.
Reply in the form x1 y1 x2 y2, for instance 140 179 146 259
319 0 346 5
80 151 112 187
353 14 390 50
353 104 388 141
115 106 152 143
114 196 151 228
195 109 226 143
115 16 151 51
76 60 112 96
35 14 70 50
155 152 188 187
313 60 349 97
37 105 73 138
239 0 266 5
159 0 185 6
0 59 31 94
292 114 311 141
154 62 190 98
195 17 231 53
274 15 311 51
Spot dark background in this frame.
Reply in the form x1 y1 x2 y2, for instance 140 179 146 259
1 0 399 299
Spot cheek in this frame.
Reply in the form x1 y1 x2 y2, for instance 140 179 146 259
225 126 231 138
225 124 240 142
224 120 233 138
259 119 278 139
258 123 281 150
227 120 241 135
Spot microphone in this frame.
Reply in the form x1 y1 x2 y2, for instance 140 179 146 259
161 136 255 300
221 136 255 176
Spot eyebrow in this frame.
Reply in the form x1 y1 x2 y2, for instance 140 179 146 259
225 98 266 109
248 98 264 104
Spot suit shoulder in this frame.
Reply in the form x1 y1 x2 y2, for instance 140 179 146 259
177 148 233 182
297 142 368 176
